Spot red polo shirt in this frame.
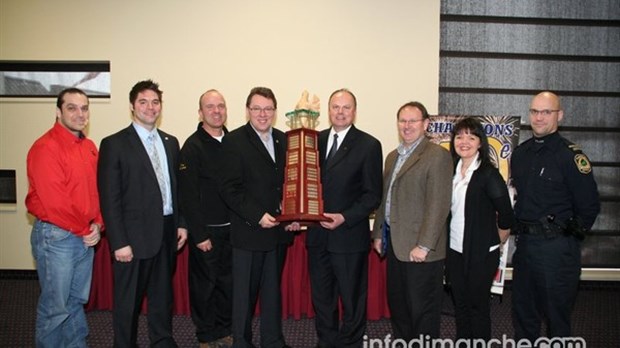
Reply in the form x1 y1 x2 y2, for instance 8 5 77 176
26 121 103 236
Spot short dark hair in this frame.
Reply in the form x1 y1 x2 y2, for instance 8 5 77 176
56 88 88 109
328 88 357 108
129 79 162 104
396 101 429 120
245 87 277 109
449 117 491 167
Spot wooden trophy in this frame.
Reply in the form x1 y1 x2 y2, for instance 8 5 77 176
276 91 329 225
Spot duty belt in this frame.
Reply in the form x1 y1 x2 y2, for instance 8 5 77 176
515 220 565 237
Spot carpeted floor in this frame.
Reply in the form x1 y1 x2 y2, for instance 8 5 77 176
1 278 618 347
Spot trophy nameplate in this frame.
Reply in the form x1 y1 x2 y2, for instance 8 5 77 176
276 91 329 225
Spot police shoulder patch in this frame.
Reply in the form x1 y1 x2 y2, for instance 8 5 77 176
574 154 591 174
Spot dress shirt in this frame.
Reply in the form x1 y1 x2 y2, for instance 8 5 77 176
133 123 173 215
251 125 275 161
384 138 423 225
325 125 352 159
449 153 500 253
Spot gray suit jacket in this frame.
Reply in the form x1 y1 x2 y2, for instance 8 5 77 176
372 137 453 262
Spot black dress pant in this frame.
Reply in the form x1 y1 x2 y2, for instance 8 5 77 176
446 248 499 339
231 245 288 348
386 246 443 342
307 246 368 348
112 216 177 348
512 234 581 341
188 225 232 343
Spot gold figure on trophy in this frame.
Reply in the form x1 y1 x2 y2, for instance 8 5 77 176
285 90 321 129
277 91 329 224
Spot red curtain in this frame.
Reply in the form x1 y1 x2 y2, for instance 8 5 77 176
87 233 390 320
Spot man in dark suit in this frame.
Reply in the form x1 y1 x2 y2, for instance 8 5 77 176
98 80 188 348
219 87 293 348
306 89 383 347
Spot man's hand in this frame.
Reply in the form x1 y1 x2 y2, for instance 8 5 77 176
83 223 101 247
319 213 344 230
114 245 133 262
197 239 213 252
177 228 188 250
409 246 428 263
259 213 280 229
285 222 301 232
498 228 510 244
372 238 383 256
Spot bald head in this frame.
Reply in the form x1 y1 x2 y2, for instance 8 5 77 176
529 91 564 138
199 89 224 108
531 91 561 110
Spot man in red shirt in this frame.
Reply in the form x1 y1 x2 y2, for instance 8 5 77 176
26 88 103 348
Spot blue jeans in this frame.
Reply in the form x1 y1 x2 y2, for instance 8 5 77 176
31 219 94 348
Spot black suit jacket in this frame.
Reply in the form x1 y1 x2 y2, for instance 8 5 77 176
98 124 180 259
307 125 383 253
219 123 292 251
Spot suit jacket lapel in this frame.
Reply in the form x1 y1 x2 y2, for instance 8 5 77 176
318 131 329 168
245 123 275 164
394 138 429 181
158 130 176 185
273 131 285 167
323 125 357 171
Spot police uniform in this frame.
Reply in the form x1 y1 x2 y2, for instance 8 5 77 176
178 123 232 344
510 131 599 340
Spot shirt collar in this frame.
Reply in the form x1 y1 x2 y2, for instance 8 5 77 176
132 122 158 142
530 131 561 151
51 121 84 144
397 136 424 156
455 152 481 175
329 124 352 140
250 122 272 140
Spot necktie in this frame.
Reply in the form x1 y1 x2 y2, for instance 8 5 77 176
147 134 168 208
326 133 338 162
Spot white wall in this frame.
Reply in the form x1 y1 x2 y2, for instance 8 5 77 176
0 0 440 269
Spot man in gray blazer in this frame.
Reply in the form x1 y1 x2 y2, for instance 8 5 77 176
372 101 453 341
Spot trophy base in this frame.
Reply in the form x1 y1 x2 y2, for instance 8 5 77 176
276 213 332 227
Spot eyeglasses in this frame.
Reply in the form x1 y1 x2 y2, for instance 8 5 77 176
249 106 275 114
398 119 424 126
529 109 560 116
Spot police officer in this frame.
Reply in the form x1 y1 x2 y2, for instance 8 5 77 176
510 91 600 341
178 89 233 348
